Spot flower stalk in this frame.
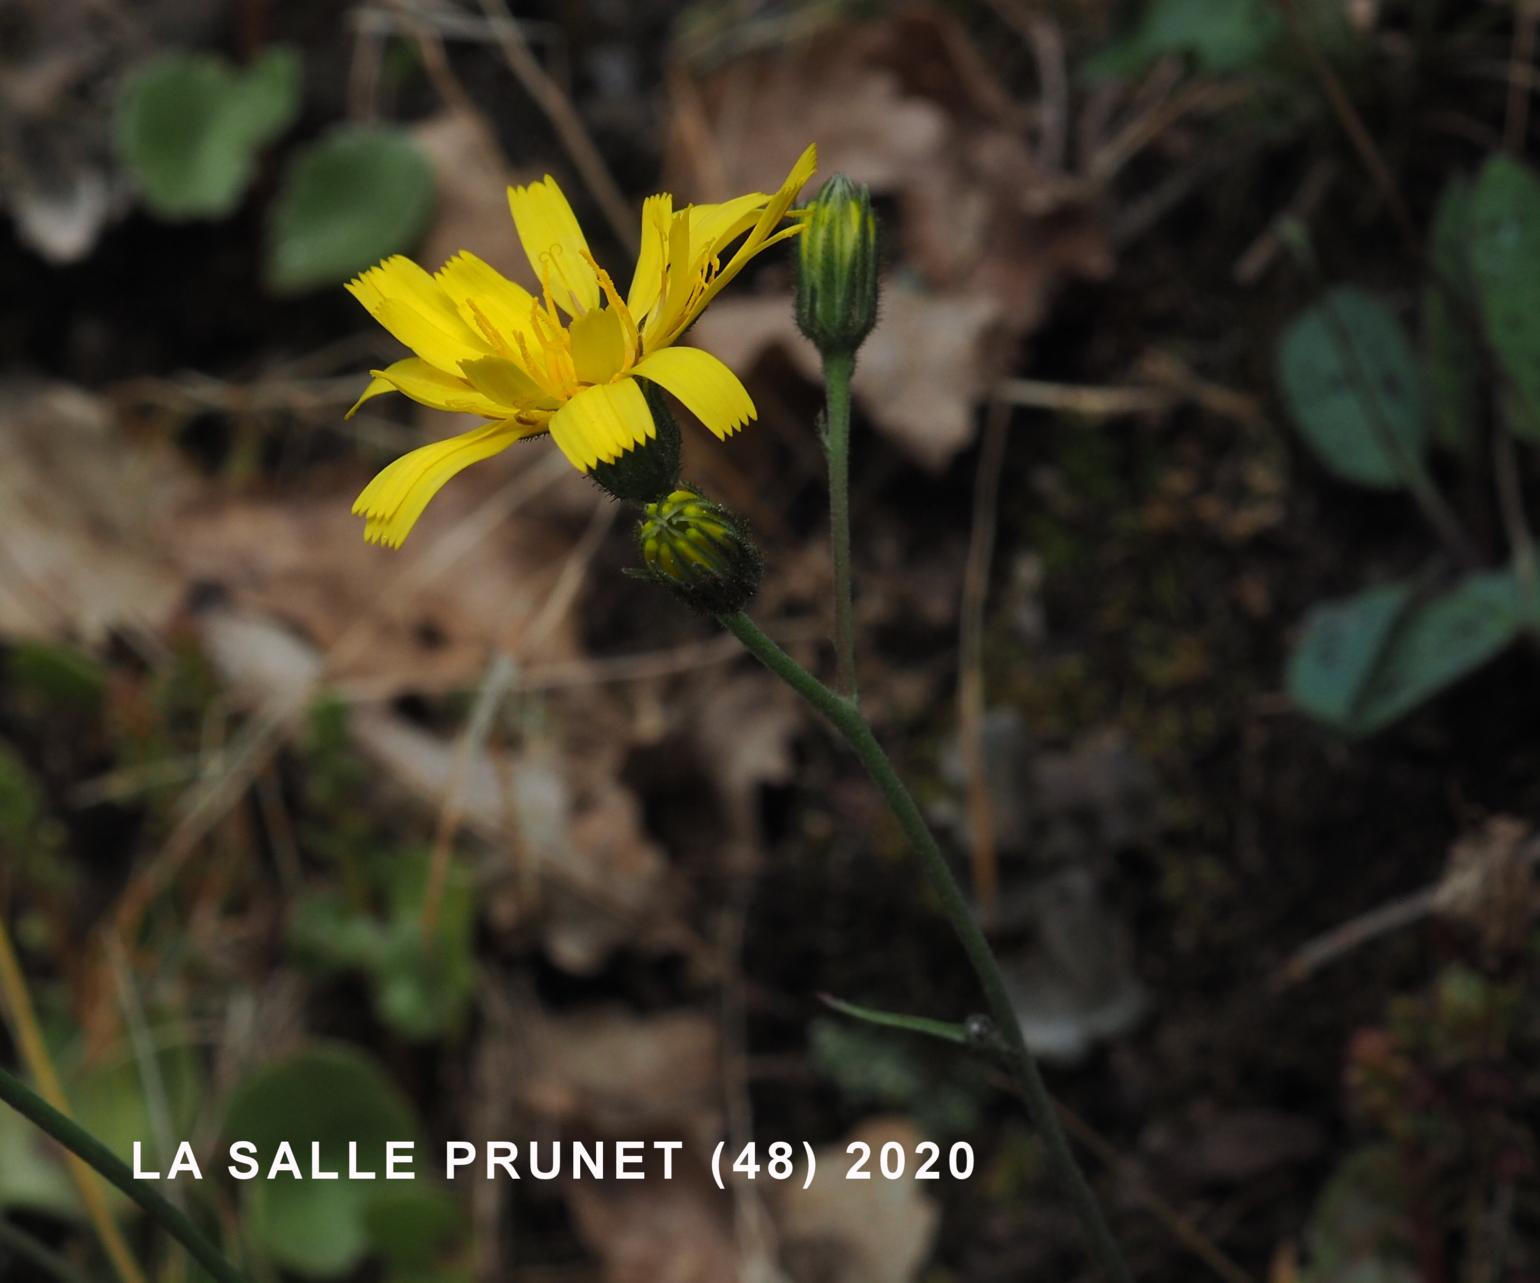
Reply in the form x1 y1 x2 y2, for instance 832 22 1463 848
823 351 858 701
718 610 1134 1283
0 1065 249 1283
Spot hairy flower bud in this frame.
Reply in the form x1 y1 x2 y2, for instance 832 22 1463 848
795 173 879 357
637 487 762 615
587 381 683 504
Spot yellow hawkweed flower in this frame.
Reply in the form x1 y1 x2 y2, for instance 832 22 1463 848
345 144 818 546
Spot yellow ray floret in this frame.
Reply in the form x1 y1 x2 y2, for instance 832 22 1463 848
343 144 816 546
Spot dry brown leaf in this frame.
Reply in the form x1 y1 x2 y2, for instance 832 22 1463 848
170 474 584 689
774 1117 940 1283
565 1165 742 1283
0 381 191 643
412 110 536 287
690 286 1014 471
1436 815 1540 955
691 669 803 859
513 1005 722 1147
668 4 1112 468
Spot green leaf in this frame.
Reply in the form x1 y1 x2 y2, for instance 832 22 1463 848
223 1045 422 1277
0 1031 202 1218
1350 570 1524 734
1277 287 1427 489
819 994 971 1046
360 1188 463 1272
0 1108 78 1217
286 854 474 1042
1422 176 1480 456
1082 0 1282 78
115 47 301 220
265 127 435 295
1470 154 1540 440
1288 571 1524 736
1303 1147 1415 1283
1286 582 1415 728
808 1018 986 1135
6 642 106 711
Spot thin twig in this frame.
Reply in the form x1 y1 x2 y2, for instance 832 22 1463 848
1277 0 1419 255
958 399 1011 926
983 0 1070 171
1272 839 1540 988
1054 1103 1259 1283
110 454 570 943
720 611 1133 1283
0 917 147 1283
421 495 618 934
421 653 515 938
994 377 1175 417
476 0 639 253
1505 2 1538 153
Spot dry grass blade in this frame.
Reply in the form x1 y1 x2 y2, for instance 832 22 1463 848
111 453 572 944
958 398 1011 926
0 916 148 1283
421 494 618 935
475 0 638 253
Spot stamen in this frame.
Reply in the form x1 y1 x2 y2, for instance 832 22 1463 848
582 250 640 368
543 246 587 317
466 299 513 358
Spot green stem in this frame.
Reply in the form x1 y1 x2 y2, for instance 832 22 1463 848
823 351 858 700
0 1067 249 1283
719 610 1134 1283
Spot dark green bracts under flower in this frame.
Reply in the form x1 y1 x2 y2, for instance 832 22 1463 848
588 381 683 504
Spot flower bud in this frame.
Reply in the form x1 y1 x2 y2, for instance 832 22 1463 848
637 487 762 615
588 381 682 504
795 173 879 357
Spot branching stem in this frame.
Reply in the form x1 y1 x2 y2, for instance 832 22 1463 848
719 610 1134 1283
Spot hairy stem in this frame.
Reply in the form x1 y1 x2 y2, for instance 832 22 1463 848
719 610 1134 1283
823 351 858 700
0 1067 249 1283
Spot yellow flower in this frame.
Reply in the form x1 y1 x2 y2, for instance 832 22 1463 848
345 144 817 546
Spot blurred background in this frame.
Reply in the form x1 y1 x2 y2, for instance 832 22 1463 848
2 0 1540 1280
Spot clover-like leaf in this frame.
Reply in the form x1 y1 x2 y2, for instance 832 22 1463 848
115 47 301 220
1470 154 1540 440
1277 287 1426 489
265 127 435 295
223 1045 422 1277
1287 571 1525 736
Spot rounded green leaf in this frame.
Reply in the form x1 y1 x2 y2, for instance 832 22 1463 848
223 1045 421 1277
1350 570 1524 734
1470 154 1540 440
1082 0 1282 78
265 127 436 295
1286 582 1414 729
115 47 301 220
1277 286 1427 489
360 1188 463 1271
1288 571 1525 736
